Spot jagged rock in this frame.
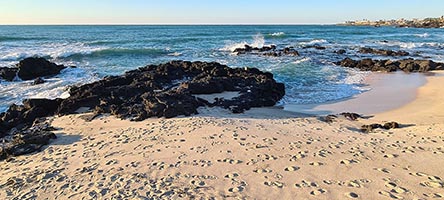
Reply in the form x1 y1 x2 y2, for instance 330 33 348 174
233 45 299 57
0 67 18 81
0 122 57 160
16 57 66 80
336 57 444 72
359 47 409 57
0 61 285 159
383 122 400 129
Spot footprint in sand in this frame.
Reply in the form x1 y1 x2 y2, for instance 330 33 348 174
264 181 284 189
374 168 391 174
228 186 245 193
310 188 327 196
295 180 318 188
284 166 300 172
217 158 243 164
309 162 324 166
253 168 273 174
340 159 360 165
383 154 399 158
379 191 404 199
190 179 206 187
224 173 239 179
347 192 359 198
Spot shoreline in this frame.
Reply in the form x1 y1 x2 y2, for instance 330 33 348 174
1 71 444 199
284 71 428 116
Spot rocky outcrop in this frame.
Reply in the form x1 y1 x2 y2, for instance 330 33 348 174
361 122 400 133
233 45 300 57
335 58 444 72
57 60 285 119
0 57 67 81
0 61 285 159
0 122 57 161
359 47 409 57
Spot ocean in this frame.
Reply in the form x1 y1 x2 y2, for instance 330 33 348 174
1 25 443 112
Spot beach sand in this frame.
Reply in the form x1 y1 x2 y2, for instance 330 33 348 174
1 72 444 199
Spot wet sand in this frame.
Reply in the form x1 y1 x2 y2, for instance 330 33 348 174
285 71 427 115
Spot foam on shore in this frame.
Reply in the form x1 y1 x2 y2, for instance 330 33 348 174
284 71 427 115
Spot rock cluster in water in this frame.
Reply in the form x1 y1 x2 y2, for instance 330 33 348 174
0 57 68 81
336 58 444 72
358 47 410 57
233 45 300 57
0 59 285 160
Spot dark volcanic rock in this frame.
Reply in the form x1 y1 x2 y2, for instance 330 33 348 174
32 77 46 85
0 122 57 160
233 45 299 57
361 121 401 133
57 61 285 119
16 57 66 80
0 60 285 160
0 67 18 81
336 57 444 72
335 49 347 54
303 45 326 50
359 47 409 57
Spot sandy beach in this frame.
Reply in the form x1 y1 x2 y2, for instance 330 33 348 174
0 71 443 199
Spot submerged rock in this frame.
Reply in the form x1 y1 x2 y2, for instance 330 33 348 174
335 57 444 72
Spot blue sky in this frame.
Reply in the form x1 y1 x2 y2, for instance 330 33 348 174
0 0 443 24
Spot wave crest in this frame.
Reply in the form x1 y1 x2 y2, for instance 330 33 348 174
220 33 266 52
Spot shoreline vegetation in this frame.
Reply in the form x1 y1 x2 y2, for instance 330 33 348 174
340 16 444 28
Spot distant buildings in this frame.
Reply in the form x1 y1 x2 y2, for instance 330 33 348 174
341 16 444 28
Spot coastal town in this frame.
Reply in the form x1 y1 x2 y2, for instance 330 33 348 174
341 16 444 28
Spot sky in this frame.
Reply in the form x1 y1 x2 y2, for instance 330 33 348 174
0 0 443 25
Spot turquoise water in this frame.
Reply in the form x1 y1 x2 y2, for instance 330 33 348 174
1 25 444 112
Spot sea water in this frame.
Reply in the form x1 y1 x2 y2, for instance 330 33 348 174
1 25 443 112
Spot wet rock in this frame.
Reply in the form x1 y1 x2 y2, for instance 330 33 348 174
303 45 326 50
233 45 299 57
335 49 347 54
0 67 18 81
32 77 46 85
16 57 66 80
336 57 444 72
359 47 409 57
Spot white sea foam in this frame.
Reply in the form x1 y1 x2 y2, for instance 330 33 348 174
0 42 106 62
269 32 285 37
415 33 430 38
299 39 327 46
0 67 98 112
220 33 265 52
168 52 183 56
293 57 311 64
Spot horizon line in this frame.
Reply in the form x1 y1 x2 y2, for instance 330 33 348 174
0 23 338 26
